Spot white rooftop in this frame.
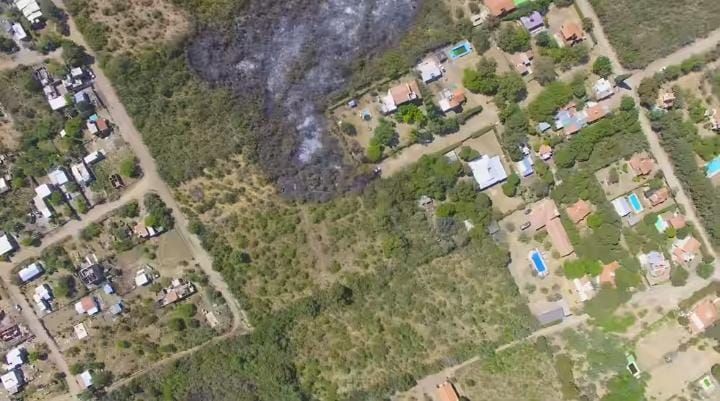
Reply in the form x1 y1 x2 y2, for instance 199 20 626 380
468 155 508 189
0 234 15 257
18 262 43 283
1 369 21 393
47 95 68 111
135 271 150 287
48 168 70 186
0 178 9 194
612 197 631 217
34 183 53 198
71 162 93 184
416 58 442 83
5 347 25 368
83 150 105 165
74 323 88 340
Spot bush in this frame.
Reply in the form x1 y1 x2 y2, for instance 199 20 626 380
670 266 689 287
501 173 520 197
592 56 613 78
497 24 530 53
339 121 356 136
119 156 139 178
697 263 715 279
0 37 19 54
528 81 573 123
563 258 602 278
471 27 492 54
457 146 480 161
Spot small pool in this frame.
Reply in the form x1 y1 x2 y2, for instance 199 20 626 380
449 41 472 60
706 155 720 178
654 215 668 233
529 249 548 277
628 193 643 214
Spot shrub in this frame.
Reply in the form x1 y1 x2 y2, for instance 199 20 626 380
592 56 613 78
670 266 689 287
457 146 480 161
497 24 530 53
697 263 715 279
501 173 520 197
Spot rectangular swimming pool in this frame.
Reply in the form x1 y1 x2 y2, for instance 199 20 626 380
448 41 472 60
628 193 643 213
529 249 548 277
706 155 720 178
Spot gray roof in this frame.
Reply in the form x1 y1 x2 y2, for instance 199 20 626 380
535 307 565 326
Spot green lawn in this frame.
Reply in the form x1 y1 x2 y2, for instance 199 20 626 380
590 0 720 68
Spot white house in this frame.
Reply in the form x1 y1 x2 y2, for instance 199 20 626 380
14 0 43 24
468 155 508 189
83 150 105 165
48 168 70 187
71 162 93 184
0 234 16 257
5 347 26 369
18 262 43 283
593 78 614 100
74 296 99 316
10 23 26 41
612 197 632 217
416 57 442 83
78 370 92 389
33 283 53 311
1 369 22 394
33 184 55 218
0 178 9 194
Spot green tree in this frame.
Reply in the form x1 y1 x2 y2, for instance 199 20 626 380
670 266 689 287
697 263 715 279
534 56 557 86
620 96 635 111
502 173 521 197
340 121 356 136
497 24 531 53
496 72 527 104
581 17 594 33
61 40 88 67
366 143 383 162
370 118 398 147
0 37 19 54
119 157 139 178
592 56 613 78
457 146 480 161
471 27 492 54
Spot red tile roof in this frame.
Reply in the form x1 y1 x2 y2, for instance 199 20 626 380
599 261 620 287
437 381 460 401
529 199 559 231
690 299 718 333
629 155 655 176
586 104 607 123
667 214 686 229
389 80 421 106
546 218 574 257
647 187 670 206
566 200 592 224
484 0 516 17
561 23 584 44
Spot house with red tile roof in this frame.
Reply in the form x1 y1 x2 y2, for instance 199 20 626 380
599 261 620 288
484 0 516 17
381 80 422 114
689 299 719 333
438 89 467 112
560 22 584 46
529 199 574 257
644 187 670 207
566 200 591 224
672 236 701 264
629 154 655 176
437 381 460 401
586 104 609 124
538 144 553 160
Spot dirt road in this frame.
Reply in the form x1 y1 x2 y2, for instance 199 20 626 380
0 48 62 71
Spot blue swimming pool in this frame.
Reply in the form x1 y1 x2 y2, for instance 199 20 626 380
529 249 548 277
706 156 720 178
448 41 472 60
628 193 643 213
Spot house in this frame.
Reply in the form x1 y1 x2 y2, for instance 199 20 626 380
658 91 675 109
135 269 151 287
436 381 460 401
644 187 669 207
689 299 719 333
74 296 99 316
566 200 592 224
599 261 620 288
573 276 596 302
672 236 701 264
665 213 686 230
78 264 105 287
416 57 442 83
560 22 584 46
520 11 545 35
157 278 196 307
0 234 17 258
83 150 105 165
555 103 587 135
1 369 23 394
13 0 43 25
44 83 68 111
110 303 124 315
5 347 26 368
78 370 93 389
612 197 632 217
710 109 720 131
10 23 26 41
510 51 533 75
0 178 9 195
537 122 551 134
33 183 55 218
33 284 53 312
73 91 89 104
593 78 614 100
515 155 534 177
0 313 20 343
639 251 670 285
529 199 574 257
48 167 70 188
585 103 609 124
532 300 571 326
438 89 467 112
71 162 93 184
629 154 655 176
18 262 43 283
134 221 159 239
538 144 553 160
380 80 421 114
484 0 516 17
468 155 508 189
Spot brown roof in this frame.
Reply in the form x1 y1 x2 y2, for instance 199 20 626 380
566 200 592 224
586 104 607 123
629 155 655 176
484 0 516 17
599 261 620 287
529 199 560 231
449 89 466 109
691 299 718 333
96 119 109 131
546 218 574 257
538 144 552 157
561 22 583 43
437 381 460 401
682 236 701 254
389 80 421 106
667 214 686 229
80 296 95 311
648 187 669 206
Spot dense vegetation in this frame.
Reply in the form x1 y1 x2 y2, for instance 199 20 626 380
589 0 720 68
653 112 720 246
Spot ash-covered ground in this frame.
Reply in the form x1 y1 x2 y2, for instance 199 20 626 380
187 0 421 201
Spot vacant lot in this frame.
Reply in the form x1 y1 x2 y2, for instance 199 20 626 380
590 0 720 68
